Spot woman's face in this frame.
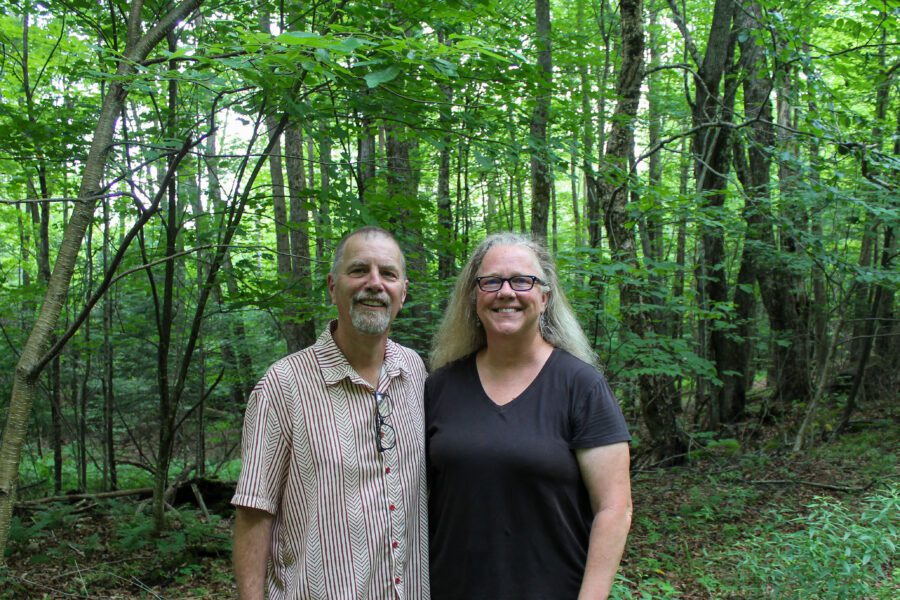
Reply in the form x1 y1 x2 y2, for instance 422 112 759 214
474 245 549 340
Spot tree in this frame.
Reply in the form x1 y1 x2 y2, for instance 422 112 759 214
530 0 553 240
0 0 205 557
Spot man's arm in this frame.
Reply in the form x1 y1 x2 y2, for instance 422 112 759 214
575 442 633 600
233 506 275 600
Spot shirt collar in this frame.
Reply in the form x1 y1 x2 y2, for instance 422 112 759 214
314 320 408 386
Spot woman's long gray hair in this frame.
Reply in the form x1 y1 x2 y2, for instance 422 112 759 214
429 232 597 370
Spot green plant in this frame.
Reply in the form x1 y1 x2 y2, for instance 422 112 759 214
6 502 79 561
610 572 682 599
723 485 898 599
677 481 759 523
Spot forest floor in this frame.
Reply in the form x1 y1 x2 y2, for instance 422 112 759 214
1 395 897 599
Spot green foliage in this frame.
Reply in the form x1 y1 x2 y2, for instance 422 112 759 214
722 485 899 599
687 432 742 461
6 499 231 594
5 502 77 559
610 573 681 600
677 479 760 523
109 501 231 564
812 428 899 480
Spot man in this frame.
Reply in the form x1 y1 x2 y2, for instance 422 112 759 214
232 226 429 600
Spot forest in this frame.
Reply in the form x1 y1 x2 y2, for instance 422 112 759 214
0 0 897 597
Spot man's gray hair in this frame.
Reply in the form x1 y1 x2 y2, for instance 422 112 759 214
429 232 597 370
330 226 406 277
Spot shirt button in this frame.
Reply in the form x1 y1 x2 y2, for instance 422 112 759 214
392 541 399 549
395 577 401 584
385 467 391 474
389 504 396 511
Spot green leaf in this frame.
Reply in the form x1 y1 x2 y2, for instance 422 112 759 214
276 31 329 47
364 65 400 88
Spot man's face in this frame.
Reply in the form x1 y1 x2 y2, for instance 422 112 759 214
328 233 408 336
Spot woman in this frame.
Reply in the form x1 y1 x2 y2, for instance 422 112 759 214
426 233 632 600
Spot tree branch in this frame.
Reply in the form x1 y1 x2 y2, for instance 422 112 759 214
32 135 205 377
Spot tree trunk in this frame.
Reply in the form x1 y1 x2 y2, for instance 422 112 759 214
436 59 454 279
78 226 94 491
569 134 581 248
357 106 377 203
101 193 117 490
598 0 684 463
529 0 553 240
315 123 331 275
153 32 182 534
189 129 208 478
724 1 780 422
866 31 898 390
23 12 64 493
805 87 829 389
767 35 811 407
284 124 317 350
262 10 296 354
877 103 899 373
575 0 591 249
385 124 428 345
205 118 254 404
669 0 738 427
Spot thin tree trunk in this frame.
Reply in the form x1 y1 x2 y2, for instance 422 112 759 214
357 104 377 203
190 133 207 478
806 90 829 387
551 180 558 253
22 10 64 493
569 134 581 248
576 0 591 249
101 192 116 490
385 124 428 341
285 124 316 350
316 123 331 274
436 28 455 280
152 31 182 534
205 116 254 403
436 76 454 278
530 0 553 240
78 226 94 491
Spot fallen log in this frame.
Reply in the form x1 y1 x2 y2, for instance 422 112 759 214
16 487 154 506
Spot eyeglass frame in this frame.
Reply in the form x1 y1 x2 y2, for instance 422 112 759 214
373 391 396 452
474 275 544 293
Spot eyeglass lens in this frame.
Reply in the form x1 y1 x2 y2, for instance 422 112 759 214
475 275 539 292
374 392 395 452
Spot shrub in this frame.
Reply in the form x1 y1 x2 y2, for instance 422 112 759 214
726 484 898 599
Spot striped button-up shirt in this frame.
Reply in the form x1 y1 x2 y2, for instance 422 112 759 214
232 323 429 599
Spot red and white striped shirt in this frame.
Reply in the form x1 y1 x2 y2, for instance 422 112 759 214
232 323 429 599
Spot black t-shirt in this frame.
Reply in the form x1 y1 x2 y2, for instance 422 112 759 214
425 348 630 600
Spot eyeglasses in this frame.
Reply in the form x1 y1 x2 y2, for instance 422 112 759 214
474 275 544 293
374 392 396 452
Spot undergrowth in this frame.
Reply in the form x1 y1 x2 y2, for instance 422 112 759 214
3 500 232 598
723 484 898 599
4 402 896 598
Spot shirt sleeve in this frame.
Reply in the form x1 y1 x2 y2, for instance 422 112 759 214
569 372 631 449
231 368 292 514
